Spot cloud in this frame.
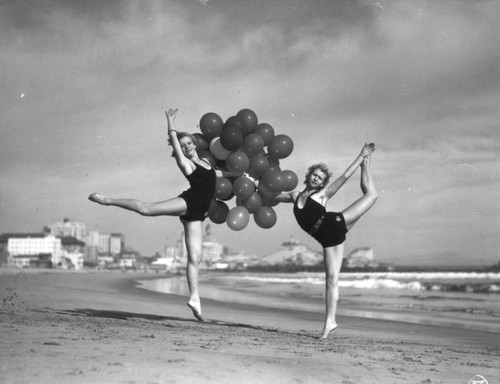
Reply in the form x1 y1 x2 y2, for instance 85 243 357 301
0 0 498 264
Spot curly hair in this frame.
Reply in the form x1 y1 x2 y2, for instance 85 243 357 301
168 132 195 157
304 162 332 188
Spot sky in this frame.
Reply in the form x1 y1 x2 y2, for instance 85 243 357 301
1 0 499 266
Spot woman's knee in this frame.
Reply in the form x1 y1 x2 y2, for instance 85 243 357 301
137 203 153 216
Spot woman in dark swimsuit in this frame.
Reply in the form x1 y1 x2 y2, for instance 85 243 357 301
89 108 216 321
274 143 377 339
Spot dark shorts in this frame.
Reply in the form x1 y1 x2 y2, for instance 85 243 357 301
312 212 348 248
178 191 210 222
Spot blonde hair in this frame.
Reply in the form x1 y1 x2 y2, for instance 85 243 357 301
168 132 195 157
304 162 332 188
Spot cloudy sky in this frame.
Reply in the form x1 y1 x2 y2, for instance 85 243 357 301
1 0 499 266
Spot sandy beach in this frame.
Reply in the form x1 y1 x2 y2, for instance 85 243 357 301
1 269 498 384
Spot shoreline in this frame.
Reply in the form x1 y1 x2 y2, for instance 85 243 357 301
136 271 500 335
1 269 499 383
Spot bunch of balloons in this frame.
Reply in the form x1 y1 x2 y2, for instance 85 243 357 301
195 109 298 231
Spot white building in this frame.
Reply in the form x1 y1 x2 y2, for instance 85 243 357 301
49 218 87 241
98 233 111 254
86 231 100 247
109 233 124 256
7 234 63 267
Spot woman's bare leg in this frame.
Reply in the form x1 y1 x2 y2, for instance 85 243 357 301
342 156 378 230
182 220 205 321
88 193 187 217
320 244 344 340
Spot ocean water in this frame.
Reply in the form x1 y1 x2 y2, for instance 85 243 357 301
138 271 500 333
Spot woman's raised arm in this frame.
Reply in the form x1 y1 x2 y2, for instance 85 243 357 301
166 108 192 174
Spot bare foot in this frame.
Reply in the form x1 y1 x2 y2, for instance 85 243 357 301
360 143 375 158
187 299 205 322
319 322 337 340
88 193 110 205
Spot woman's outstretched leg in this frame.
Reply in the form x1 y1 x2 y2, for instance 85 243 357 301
320 244 344 340
342 156 378 230
88 193 187 217
182 220 205 321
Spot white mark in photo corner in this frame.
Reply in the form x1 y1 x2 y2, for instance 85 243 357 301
468 374 488 384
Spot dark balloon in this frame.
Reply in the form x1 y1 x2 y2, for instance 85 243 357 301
200 112 223 141
260 170 286 193
268 134 294 159
237 192 262 214
241 133 265 157
247 152 270 179
236 109 258 133
254 123 275 146
208 200 229 224
226 151 250 175
282 170 299 191
192 133 209 151
214 177 233 200
254 206 277 229
226 206 250 231
232 176 255 201
220 126 243 151
224 115 248 137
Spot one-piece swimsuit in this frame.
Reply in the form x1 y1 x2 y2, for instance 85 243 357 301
178 161 216 221
293 192 347 248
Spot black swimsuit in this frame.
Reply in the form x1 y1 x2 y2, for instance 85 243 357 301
293 193 347 248
178 162 216 222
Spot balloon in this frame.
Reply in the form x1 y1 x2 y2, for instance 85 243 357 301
200 112 223 141
192 133 209 152
260 170 286 193
226 206 250 231
221 191 235 201
268 134 294 159
214 177 233 200
282 170 299 191
247 152 270 179
241 133 265 157
208 200 229 224
236 109 258 133
267 155 280 167
254 123 275 145
198 150 217 168
232 176 255 201
236 192 262 214
220 126 243 151
268 163 281 173
254 206 277 229
224 115 248 137
210 137 232 160
226 151 249 175
257 183 279 207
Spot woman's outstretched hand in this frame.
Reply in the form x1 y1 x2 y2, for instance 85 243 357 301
360 143 375 158
165 108 178 121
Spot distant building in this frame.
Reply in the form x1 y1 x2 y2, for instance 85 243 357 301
98 233 111 255
201 224 223 266
49 218 87 241
60 236 86 270
109 233 124 256
344 247 378 268
0 233 63 267
260 236 323 266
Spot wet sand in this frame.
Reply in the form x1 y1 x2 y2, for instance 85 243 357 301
1 269 498 384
